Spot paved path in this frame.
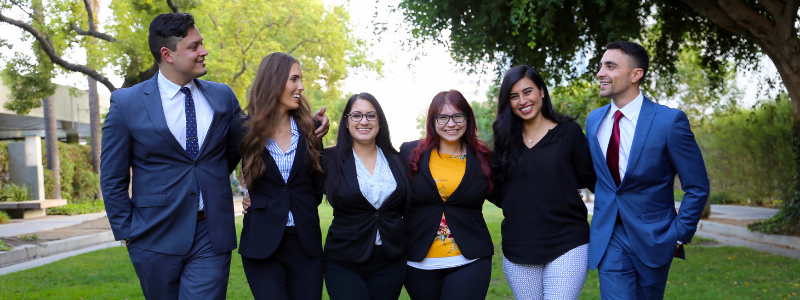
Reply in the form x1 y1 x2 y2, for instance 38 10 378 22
0 198 243 274
584 201 800 258
694 231 800 260
0 199 794 276
0 212 108 237
705 204 778 220
584 201 779 220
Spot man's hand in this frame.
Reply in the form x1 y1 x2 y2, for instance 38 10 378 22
676 243 681 249
312 106 330 139
241 193 251 214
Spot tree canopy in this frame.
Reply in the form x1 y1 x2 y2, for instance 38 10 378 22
397 0 796 109
1 0 380 145
398 0 800 233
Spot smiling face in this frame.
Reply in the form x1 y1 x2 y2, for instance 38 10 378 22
597 49 641 100
434 103 466 145
509 77 544 122
163 26 208 84
279 63 304 111
347 99 380 146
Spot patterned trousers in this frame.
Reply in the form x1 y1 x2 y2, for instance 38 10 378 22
502 243 589 300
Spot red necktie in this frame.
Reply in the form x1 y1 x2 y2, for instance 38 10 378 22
607 110 625 187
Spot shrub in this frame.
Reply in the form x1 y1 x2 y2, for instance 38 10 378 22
695 96 793 205
0 210 10 224
43 168 56 199
47 199 105 215
0 183 29 202
674 189 685 202
0 240 11 251
709 191 742 204
41 142 98 202
72 169 100 201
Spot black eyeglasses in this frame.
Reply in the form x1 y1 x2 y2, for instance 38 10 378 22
346 111 378 122
434 113 467 125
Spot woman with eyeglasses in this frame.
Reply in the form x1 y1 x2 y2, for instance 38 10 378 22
320 93 409 300
492 66 596 299
400 90 498 300
239 93 409 299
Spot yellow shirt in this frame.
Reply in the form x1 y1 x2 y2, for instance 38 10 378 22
425 149 466 258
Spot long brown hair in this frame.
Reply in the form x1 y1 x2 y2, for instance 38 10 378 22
241 52 322 188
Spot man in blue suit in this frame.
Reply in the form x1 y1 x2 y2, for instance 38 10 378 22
101 13 328 299
586 41 710 299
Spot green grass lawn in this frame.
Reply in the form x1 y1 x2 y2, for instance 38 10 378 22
1 203 799 299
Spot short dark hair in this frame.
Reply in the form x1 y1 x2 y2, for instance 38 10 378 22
606 41 649 83
148 13 196 64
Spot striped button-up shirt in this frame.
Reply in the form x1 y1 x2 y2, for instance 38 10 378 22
266 116 300 226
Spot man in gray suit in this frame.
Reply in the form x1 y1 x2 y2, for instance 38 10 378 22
101 13 327 299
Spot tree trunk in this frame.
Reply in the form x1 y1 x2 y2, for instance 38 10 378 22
88 76 102 200
42 96 62 199
86 0 102 200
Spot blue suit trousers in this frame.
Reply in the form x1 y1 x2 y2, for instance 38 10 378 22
598 224 672 300
128 219 231 300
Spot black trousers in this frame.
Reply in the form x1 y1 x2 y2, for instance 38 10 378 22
404 257 492 300
241 227 323 300
324 246 406 300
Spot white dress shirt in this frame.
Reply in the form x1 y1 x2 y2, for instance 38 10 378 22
353 146 397 245
157 71 214 211
596 91 644 183
265 116 299 226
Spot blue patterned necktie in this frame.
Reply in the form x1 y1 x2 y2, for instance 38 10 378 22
181 87 199 160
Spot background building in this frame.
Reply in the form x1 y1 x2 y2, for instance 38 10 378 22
0 77 110 141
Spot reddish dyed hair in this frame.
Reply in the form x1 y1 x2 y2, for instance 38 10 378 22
409 90 493 193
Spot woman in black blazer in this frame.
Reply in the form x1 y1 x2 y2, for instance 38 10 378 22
320 92 409 300
400 90 499 300
232 52 325 300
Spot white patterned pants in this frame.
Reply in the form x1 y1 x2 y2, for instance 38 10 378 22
502 243 588 300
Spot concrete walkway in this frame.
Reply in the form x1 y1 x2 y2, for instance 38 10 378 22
584 201 800 258
0 212 108 237
584 202 779 220
0 197 243 274
705 204 778 220
0 199 796 276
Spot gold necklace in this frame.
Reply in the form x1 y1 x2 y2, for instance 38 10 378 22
524 124 545 144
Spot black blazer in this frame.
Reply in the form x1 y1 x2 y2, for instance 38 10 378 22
399 140 496 262
230 115 324 259
321 147 408 264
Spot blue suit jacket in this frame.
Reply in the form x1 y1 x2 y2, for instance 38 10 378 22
100 75 242 255
586 97 710 269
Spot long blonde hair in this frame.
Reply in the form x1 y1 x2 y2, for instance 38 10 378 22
240 52 322 188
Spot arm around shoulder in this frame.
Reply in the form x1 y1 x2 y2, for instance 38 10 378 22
569 121 597 193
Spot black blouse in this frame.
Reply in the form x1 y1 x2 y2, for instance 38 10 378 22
496 120 596 265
